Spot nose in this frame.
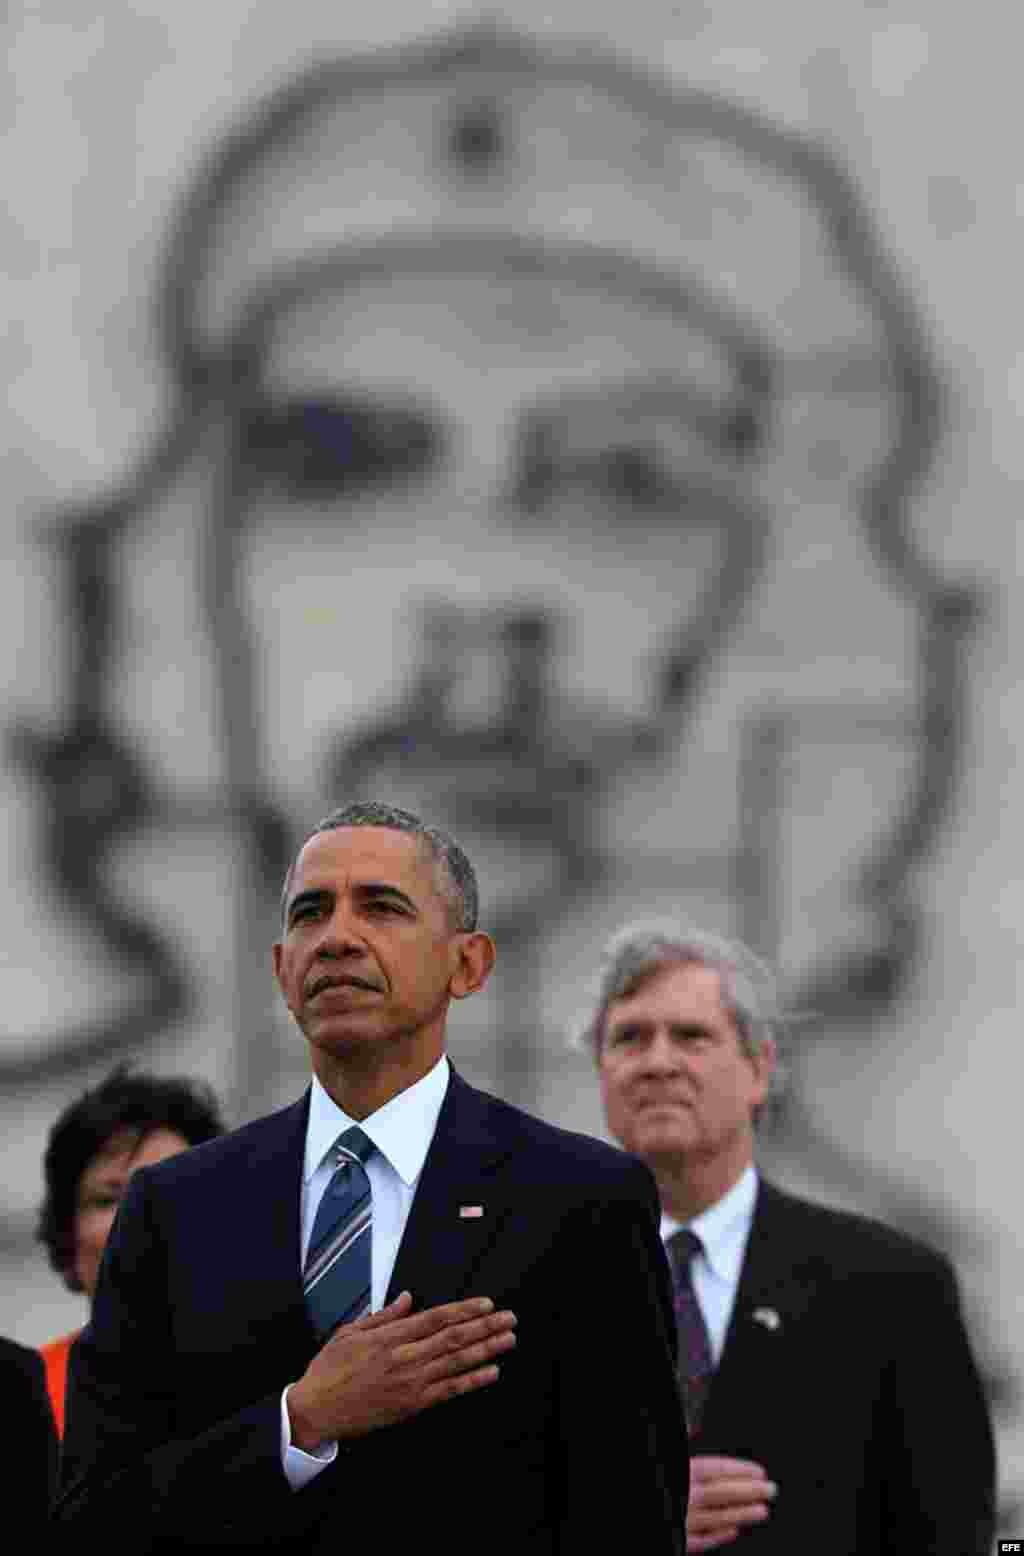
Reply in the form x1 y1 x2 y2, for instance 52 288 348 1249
438 606 558 730
636 1030 686 1076
311 903 365 961
443 627 506 728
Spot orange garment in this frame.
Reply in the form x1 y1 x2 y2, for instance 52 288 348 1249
39 1331 78 1439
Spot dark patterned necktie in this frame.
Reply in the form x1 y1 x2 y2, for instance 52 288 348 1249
303 1125 374 1342
666 1227 714 1434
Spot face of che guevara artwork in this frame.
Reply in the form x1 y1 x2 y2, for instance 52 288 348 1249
6 27 976 1155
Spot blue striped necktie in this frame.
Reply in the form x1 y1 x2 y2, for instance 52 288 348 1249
304 1125 374 1342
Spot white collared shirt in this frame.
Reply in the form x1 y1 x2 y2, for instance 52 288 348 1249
282 1056 450 1488
660 1164 758 1364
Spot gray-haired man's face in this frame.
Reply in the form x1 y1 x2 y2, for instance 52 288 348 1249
598 960 775 1173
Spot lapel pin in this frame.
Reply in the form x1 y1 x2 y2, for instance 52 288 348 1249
459 1205 485 1218
751 1306 781 1331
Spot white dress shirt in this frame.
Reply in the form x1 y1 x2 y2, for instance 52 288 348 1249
660 1164 758 1365
281 1056 450 1489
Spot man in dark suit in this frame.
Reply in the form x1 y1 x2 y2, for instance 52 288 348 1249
2 1333 58 1529
586 920 995 1554
54 801 687 1553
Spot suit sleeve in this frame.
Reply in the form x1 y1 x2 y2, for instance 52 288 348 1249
552 1157 688 1555
878 1252 995 1555
53 1173 325 1552
10 1344 58 1530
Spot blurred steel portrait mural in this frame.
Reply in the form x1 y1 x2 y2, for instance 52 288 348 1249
8 22 981 1163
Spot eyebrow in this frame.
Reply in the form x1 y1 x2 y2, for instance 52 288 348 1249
608 1018 714 1036
285 881 419 923
354 882 418 913
286 887 332 923
512 374 737 451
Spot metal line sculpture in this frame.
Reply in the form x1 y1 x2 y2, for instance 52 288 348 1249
5 20 1013 1501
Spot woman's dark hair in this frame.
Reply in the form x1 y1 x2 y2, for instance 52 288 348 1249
37 1064 226 1292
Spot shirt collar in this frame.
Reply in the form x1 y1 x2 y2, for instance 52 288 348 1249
304 1056 450 1187
661 1163 758 1284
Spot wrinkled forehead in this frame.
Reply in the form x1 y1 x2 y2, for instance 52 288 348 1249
187 28 888 369
601 956 739 1037
620 954 728 1004
289 825 445 901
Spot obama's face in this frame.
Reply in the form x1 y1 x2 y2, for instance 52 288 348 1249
212 252 762 825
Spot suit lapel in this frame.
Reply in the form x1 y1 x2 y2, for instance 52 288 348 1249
221 1093 317 1362
700 1180 814 1441
386 1069 516 1309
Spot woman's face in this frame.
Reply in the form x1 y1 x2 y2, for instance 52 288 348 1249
71 1127 190 1300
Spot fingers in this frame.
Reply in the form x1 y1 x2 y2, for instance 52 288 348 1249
687 1531 740 1553
389 1301 517 1392
692 1478 777 1512
381 1296 500 1346
303 1293 515 1442
352 1291 414 1329
420 1324 517 1383
435 1310 518 1354
688 1500 768 1551
690 1456 769 1481
394 1307 517 1368
421 1362 503 1408
326 1295 517 1388
332 1294 499 1351
690 1498 770 1530
687 1455 775 1549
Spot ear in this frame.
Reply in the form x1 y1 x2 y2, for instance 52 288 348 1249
748 1036 777 1106
271 941 285 995
449 931 497 1000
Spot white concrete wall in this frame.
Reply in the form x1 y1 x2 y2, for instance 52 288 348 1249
3 0 1022 1520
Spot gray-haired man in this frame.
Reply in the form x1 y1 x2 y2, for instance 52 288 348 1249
586 921 995 1555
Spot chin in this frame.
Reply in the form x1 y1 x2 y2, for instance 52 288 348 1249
630 1123 696 1161
310 1026 387 1055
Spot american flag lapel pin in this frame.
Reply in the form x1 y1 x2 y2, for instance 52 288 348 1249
459 1205 485 1218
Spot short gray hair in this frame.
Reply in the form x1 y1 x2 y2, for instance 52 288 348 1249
280 800 479 931
578 919 784 1063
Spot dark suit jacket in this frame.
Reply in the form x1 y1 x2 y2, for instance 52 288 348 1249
54 1069 687 1553
695 1180 995 1554
2 1334 58 1529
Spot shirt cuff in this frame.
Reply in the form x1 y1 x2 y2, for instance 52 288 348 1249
280 1385 338 1489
